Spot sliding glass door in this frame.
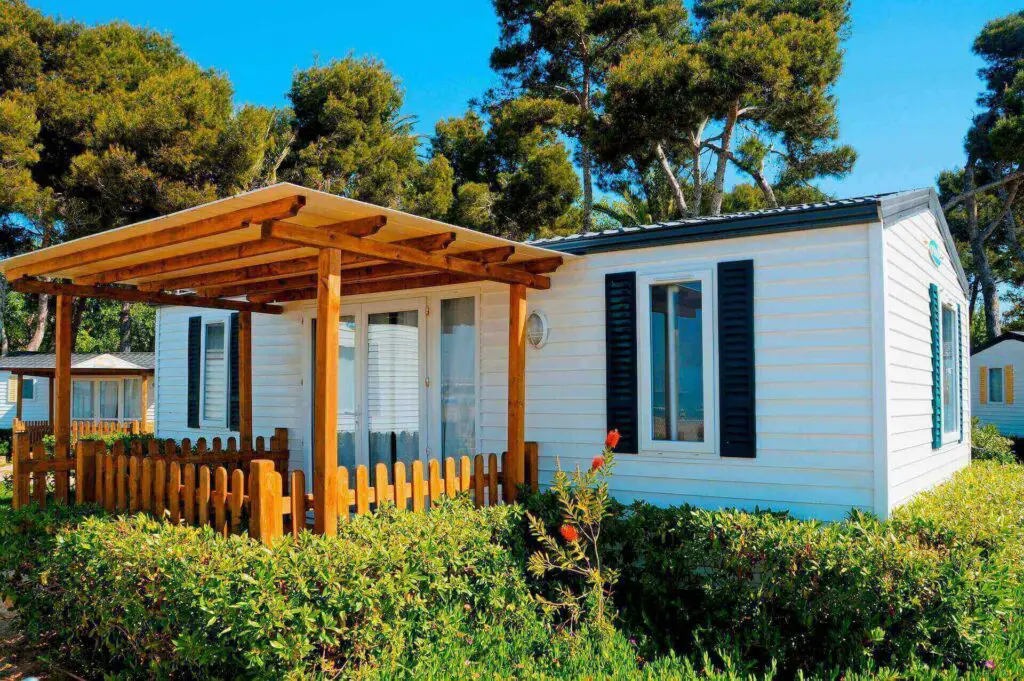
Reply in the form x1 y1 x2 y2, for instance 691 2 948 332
366 305 423 468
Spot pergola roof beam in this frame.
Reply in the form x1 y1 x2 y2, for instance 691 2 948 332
264 222 551 289
248 273 481 304
11 277 284 315
10 195 306 282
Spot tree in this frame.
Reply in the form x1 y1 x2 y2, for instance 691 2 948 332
489 0 686 230
430 102 580 239
601 0 855 218
0 1 276 352
941 10 1024 342
280 56 453 218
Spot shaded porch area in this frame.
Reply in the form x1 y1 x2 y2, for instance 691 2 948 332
0 184 568 539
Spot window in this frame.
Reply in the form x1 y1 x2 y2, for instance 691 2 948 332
21 378 34 400
941 304 961 434
203 322 227 423
989 367 1004 404
640 272 716 454
123 379 142 420
72 380 94 419
98 380 119 420
440 297 476 457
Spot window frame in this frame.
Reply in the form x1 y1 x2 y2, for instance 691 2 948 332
72 379 96 420
939 299 962 443
637 269 717 456
200 317 230 429
437 294 480 459
97 378 121 422
988 367 1005 404
21 377 35 401
122 377 143 421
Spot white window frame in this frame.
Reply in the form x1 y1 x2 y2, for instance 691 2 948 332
988 367 1005 404
72 379 96 420
939 298 962 443
96 378 121 422
637 269 717 456
433 292 481 459
200 317 230 429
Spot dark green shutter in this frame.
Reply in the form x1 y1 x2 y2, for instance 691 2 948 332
229 312 240 431
605 272 639 453
929 284 941 449
187 316 201 429
718 260 757 458
957 304 963 443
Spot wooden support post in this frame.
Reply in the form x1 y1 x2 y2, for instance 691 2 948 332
506 283 527 502
15 374 23 420
140 375 149 433
238 311 253 450
313 248 341 535
54 294 73 470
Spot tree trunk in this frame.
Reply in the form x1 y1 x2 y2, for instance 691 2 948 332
655 143 687 216
709 101 739 216
0 275 7 356
579 51 594 232
119 301 132 352
690 118 707 216
969 278 979 320
70 298 86 353
24 293 49 351
966 165 1001 339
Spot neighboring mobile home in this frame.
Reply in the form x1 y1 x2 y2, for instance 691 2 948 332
971 332 1024 436
0 352 156 428
142 185 968 520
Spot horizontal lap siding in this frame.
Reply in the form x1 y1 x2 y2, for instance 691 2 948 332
481 224 876 521
883 206 969 510
971 342 1024 436
155 307 305 470
0 371 50 427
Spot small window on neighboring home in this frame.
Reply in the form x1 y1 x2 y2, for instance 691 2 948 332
72 380 95 420
648 279 709 446
989 367 1005 404
203 322 227 423
21 378 34 400
123 379 142 420
941 304 961 434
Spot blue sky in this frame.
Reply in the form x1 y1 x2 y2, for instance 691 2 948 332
33 0 1022 199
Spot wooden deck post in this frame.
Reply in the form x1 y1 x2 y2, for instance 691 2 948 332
313 248 341 535
15 374 23 420
238 310 253 450
506 283 527 502
54 294 73 472
140 374 149 432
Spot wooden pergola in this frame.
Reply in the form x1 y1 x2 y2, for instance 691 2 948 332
0 183 570 534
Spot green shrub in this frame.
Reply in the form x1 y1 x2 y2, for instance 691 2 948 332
971 418 1017 463
6 497 644 679
41 431 156 457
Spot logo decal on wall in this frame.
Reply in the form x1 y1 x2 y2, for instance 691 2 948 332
928 239 943 269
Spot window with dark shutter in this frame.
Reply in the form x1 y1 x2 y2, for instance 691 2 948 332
229 312 240 431
717 260 756 458
187 316 201 429
605 272 639 454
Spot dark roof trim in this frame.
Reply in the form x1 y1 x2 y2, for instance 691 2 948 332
535 201 883 255
971 332 1024 356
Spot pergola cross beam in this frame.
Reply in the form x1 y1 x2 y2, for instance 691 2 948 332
264 222 551 289
10 195 307 282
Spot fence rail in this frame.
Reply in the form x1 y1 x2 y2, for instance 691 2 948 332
10 427 538 544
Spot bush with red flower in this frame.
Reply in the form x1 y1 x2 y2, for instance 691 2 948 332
525 431 620 631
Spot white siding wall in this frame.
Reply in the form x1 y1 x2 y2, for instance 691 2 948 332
970 341 1024 436
155 307 306 471
882 203 970 511
481 224 878 521
0 372 50 427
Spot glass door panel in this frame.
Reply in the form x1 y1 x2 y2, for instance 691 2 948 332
367 309 421 468
99 380 120 421
338 316 358 468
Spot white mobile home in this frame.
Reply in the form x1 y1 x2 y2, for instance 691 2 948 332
0 352 156 428
141 184 968 520
971 332 1024 437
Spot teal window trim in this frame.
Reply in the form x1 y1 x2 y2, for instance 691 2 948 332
929 284 941 449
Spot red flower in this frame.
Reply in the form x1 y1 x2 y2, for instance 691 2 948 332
559 524 579 543
605 430 621 450
591 455 605 471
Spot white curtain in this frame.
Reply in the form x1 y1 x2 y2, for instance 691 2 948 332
72 381 94 419
122 379 141 420
99 381 119 420
440 297 476 457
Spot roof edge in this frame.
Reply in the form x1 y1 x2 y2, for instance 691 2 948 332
536 200 883 255
971 331 1024 356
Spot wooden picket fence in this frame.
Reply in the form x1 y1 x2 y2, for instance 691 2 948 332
10 418 151 461
10 426 538 544
10 429 290 515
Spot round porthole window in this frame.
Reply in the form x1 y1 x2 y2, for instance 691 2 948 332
526 310 549 349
